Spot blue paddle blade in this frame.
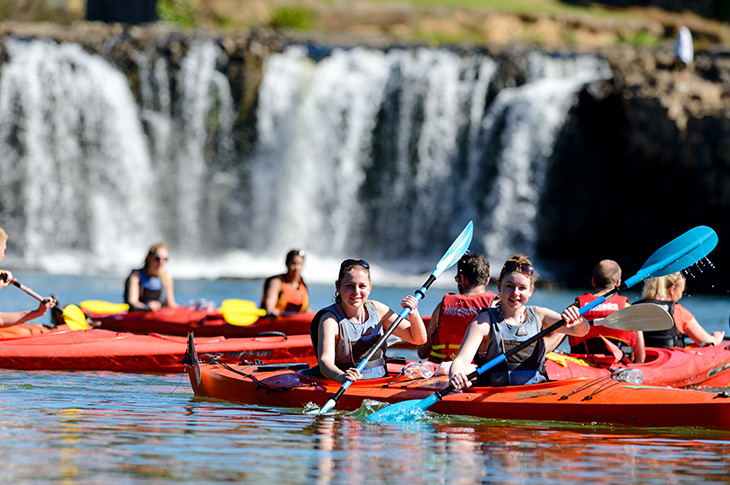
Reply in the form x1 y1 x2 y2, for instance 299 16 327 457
367 394 439 423
432 221 473 280
624 226 718 288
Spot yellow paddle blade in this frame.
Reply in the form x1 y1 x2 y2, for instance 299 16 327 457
80 300 130 314
220 299 267 316
63 304 89 331
221 309 262 326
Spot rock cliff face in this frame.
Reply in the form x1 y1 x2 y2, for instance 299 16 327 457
1 22 728 290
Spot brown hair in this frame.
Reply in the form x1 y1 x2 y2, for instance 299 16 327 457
457 253 490 286
498 254 536 286
334 259 371 304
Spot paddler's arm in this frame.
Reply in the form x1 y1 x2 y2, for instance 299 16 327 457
163 273 178 308
0 298 55 327
261 276 283 317
317 313 361 383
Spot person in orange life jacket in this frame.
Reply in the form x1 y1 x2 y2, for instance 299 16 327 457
636 272 724 348
124 242 178 311
449 254 589 389
418 253 497 363
313 259 427 383
260 249 311 317
0 226 56 326
568 259 645 363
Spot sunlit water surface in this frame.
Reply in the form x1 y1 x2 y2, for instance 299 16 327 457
0 273 727 483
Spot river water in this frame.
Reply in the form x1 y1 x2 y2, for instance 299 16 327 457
0 272 729 483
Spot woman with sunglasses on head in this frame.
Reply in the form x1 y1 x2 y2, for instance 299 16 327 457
124 242 178 311
449 254 588 389
312 259 427 383
260 249 310 317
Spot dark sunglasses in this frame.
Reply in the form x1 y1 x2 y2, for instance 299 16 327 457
154 256 168 262
340 258 370 270
502 260 534 276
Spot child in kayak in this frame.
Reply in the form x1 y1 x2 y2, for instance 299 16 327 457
449 254 588 389
313 258 427 383
260 249 310 317
0 226 56 327
637 272 724 347
418 253 497 363
124 242 178 311
569 259 645 363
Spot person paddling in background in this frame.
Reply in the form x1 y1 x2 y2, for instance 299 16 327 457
260 249 310 317
568 259 645 363
313 259 427 383
449 255 589 389
637 272 724 347
124 242 178 311
418 253 497 363
0 226 56 327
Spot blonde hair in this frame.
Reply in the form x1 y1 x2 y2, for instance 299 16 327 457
143 242 171 283
0 227 7 242
641 272 685 300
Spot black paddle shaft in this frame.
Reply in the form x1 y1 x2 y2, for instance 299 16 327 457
1 272 63 316
435 285 625 399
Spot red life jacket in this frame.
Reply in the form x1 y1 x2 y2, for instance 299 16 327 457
569 292 635 352
430 291 496 363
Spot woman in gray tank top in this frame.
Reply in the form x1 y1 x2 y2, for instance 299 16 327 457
449 254 589 389
315 259 428 383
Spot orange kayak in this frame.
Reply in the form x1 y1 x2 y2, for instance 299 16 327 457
88 307 313 338
0 328 315 373
186 335 730 429
546 341 730 389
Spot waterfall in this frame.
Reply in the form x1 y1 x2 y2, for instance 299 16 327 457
0 37 610 279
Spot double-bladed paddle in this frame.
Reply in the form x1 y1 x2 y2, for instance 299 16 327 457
80 298 267 326
1 272 88 330
367 225 718 423
316 221 474 414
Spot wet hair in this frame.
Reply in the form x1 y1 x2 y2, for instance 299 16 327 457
0 227 7 242
498 254 536 286
593 259 621 289
334 259 371 304
641 272 685 300
457 253 490 286
285 249 306 265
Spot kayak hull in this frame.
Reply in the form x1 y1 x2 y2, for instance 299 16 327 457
187 338 730 429
546 341 730 389
0 329 316 373
89 307 313 338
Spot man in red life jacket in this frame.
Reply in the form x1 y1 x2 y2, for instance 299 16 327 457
418 253 497 363
569 259 645 363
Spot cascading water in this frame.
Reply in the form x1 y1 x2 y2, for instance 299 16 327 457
0 36 610 280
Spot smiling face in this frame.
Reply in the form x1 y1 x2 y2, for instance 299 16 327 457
336 268 372 313
497 272 534 312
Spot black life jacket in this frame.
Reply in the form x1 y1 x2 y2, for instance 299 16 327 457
634 299 685 348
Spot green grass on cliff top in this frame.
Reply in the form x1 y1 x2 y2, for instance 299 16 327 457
370 0 641 21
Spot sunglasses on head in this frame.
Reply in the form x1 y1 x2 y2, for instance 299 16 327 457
502 260 534 276
340 258 370 270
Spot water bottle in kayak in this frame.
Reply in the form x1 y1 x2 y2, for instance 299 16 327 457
612 368 643 384
404 361 436 379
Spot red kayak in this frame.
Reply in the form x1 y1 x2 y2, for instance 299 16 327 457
0 327 315 373
88 307 313 338
185 335 730 429
546 341 730 389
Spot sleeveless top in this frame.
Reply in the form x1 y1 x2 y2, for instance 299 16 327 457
569 293 635 359
474 306 547 387
634 299 684 348
124 269 165 308
430 291 496 363
311 301 387 380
